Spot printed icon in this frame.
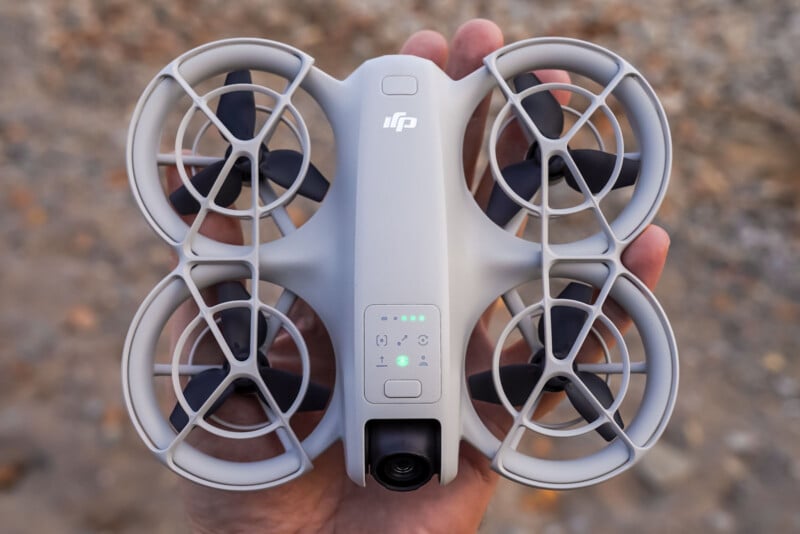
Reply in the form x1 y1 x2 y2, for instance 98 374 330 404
376 334 388 347
396 334 408 346
417 334 429 346
376 355 387 368
380 316 388 321
419 355 428 367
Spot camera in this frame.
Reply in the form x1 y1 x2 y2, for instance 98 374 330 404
367 420 440 491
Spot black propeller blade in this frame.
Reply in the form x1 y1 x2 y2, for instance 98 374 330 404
485 73 640 227
563 149 640 194
486 160 542 226
259 366 331 412
169 367 233 432
169 283 330 432
217 281 267 361
260 149 329 202
467 282 625 441
514 73 564 140
169 70 329 215
216 70 256 140
468 363 545 406
564 371 624 442
168 160 246 215
538 282 593 358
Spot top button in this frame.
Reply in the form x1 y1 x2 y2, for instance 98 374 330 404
382 76 418 95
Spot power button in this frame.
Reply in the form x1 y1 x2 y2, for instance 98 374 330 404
382 76 418 95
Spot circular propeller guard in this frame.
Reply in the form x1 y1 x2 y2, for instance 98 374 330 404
126 39 333 251
122 268 336 490
465 267 678 489
480 37 671 255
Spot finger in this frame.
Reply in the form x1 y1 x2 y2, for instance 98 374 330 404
399 29 449 69
620 225 671 290
165 165 244 246
445 19 504 80
595 224 670 338
573 225 670 363
532 69 572 107
445 19 504 185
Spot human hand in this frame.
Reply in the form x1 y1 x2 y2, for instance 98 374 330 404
169 19 671 534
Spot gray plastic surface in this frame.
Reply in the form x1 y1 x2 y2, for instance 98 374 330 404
123 37 677 491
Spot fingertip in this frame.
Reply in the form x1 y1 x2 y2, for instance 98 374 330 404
622 225 671 290
400 30 449 70
646 224 671 250
453 18 504 48
639 225 672 258
533 69 572 105
447 19 504 80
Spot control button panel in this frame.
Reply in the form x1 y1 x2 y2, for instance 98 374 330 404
364 305 441 403
381 75 418 95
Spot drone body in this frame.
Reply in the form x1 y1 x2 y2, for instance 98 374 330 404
123 37 678 491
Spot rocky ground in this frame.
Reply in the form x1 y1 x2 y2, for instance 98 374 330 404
1 1 799 533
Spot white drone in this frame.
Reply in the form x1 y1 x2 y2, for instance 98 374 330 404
123 37 678 492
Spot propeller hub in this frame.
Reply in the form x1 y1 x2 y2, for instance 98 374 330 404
525 143 567 182
544 376 569 393
544 355 575 375
223 144 265 181
227 356 261 378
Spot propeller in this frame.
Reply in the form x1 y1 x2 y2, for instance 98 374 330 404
485 73 641 226
169 70 329 215
169 281 330 432
467 282 624 441
217 281 267 361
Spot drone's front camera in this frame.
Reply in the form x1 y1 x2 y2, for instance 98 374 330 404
367 420 440 491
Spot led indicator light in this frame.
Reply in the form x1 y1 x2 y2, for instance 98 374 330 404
410 315 417 322
401 315 408 322
419 315 426 322
396 354 410 367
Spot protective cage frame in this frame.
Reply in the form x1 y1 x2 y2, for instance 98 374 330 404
123 36 678 490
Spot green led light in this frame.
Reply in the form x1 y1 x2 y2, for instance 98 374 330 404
419 315 426 322
401 315 408 322
410 315 417 322
396 354 410 367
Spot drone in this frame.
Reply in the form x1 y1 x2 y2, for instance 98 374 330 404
123 37 678 492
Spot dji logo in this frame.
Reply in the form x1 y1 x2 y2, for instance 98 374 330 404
383 112 418 132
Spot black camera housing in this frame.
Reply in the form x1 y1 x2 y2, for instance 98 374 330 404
366 420 440 491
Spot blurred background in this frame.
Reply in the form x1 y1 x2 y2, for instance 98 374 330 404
1 0 798 532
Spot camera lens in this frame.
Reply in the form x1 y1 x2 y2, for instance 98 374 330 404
367 420 440 492
378 453 430 487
